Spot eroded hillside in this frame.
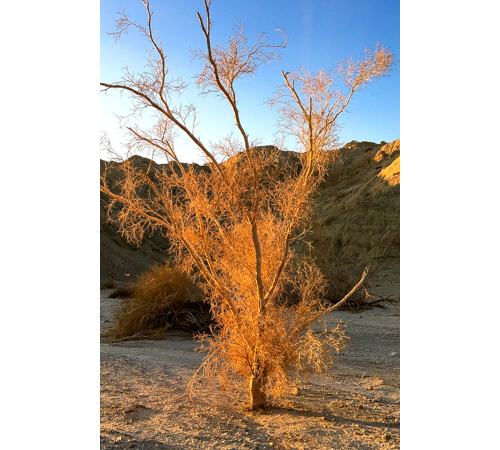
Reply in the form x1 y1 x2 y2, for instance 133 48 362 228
311 140 400 297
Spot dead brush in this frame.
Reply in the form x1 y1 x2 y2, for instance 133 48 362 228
187 262 362 408
107 284 134 298
105 263 211 342
321 261 369 310
312 256 396 312
100 278 116 289
100 0 394 409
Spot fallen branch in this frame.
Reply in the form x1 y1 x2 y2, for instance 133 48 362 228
323 265 370 313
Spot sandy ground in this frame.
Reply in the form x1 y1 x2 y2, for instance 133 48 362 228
100 290 400 450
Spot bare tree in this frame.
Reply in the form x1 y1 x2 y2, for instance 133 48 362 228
100 0 394 410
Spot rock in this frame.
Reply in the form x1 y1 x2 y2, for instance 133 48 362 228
292 386 301 396
123 404 147 413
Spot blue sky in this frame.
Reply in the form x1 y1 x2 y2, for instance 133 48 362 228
101 0 400 163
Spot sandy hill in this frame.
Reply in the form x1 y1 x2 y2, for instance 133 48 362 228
100 139 400 296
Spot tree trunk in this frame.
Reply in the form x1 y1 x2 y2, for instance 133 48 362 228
249 374 266 410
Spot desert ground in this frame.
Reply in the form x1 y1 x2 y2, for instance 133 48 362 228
100 282 400 450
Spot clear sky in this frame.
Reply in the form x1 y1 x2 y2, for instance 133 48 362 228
101 0 400 163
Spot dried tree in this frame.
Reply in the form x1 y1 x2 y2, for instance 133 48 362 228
100 0 394 409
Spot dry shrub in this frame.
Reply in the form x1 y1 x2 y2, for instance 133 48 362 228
132 263 203 307
189 261 350 404
100 278 116 289
106 263 210 341
100 0 394 409
107 284 134 298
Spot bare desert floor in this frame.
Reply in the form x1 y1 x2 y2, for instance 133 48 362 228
100 289 400 450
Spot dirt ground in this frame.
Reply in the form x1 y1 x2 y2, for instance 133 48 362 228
100 287 400 450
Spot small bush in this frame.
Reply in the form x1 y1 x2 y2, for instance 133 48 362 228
133 263 203 307
100 278 116 289
107 284 134 298
106 263 211 341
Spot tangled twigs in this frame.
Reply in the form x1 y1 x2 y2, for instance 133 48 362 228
336 288 399 312
166 302 214 333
